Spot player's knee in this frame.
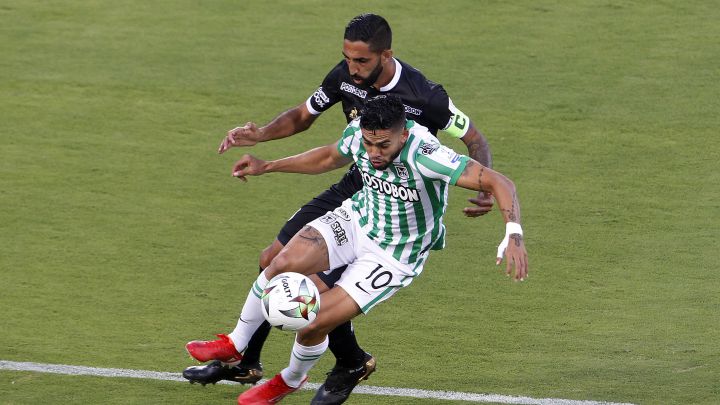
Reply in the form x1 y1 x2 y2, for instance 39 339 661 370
259 242 282 269
297 321 331 344
266 249 297 275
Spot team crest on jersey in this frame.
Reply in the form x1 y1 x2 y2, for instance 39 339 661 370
349 107 359 120
419 142 440 155
393 163 409 179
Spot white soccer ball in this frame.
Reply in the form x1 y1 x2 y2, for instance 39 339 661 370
261 272 320 331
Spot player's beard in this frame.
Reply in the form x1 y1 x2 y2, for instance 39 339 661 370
371 147 403 170
352 59 384 88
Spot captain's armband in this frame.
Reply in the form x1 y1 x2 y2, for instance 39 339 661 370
443 106 470 139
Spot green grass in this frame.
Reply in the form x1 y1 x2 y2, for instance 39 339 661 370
1 1 719 404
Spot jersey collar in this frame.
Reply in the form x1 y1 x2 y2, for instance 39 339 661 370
379 58 402 92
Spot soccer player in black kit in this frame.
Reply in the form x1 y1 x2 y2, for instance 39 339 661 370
184 13 494 405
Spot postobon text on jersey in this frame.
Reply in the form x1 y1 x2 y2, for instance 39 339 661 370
361 172 420 202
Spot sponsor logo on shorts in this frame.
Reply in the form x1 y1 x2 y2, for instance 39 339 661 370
404 104 422 116
335 207 351 221
362 172 420 202
313 87 330 108
340 82 367 99
330 221 348 246
419 142 440 155
319 213 336 224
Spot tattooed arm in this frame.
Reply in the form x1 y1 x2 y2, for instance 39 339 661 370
455 159 528 280
455 160 518 222
459 124 495 217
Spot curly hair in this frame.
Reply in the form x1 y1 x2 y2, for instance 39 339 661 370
360 95 406 132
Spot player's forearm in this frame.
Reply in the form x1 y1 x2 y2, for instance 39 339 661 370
456 160 519 222
461 124 492 168
258 105 315 142
486 172 520 224
265 145 344 175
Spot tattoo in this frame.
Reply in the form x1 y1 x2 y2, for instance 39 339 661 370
298 226 324 245
477 166 485 192
462 132 492 168
500 192 519 222
510 234 523 247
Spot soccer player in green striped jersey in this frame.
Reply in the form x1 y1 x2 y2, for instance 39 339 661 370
187 95 528 404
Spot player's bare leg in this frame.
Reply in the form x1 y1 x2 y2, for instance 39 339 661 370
185 228 374 400
271 235 377 404
259 239 284 269
264 226 330 280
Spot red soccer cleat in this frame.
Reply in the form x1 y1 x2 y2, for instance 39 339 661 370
237 373 307 404
185 334 243 363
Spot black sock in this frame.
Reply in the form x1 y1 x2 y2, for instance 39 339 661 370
240 266 272 367
328 321 366 369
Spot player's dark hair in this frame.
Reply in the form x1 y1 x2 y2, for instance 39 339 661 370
360 95 406 132
344 13 392 52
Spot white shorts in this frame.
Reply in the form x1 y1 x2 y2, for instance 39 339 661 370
308 199 421 313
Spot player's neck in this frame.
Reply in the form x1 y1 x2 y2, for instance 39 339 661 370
371 58 396 90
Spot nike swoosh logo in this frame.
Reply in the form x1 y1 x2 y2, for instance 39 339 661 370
355 282 370 294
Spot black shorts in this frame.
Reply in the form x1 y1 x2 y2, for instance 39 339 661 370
276 165 362 245
276 165 363 287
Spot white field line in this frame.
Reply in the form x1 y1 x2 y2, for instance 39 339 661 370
0 360 635 405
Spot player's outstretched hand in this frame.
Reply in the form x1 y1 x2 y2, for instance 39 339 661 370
232 154 267 182
463 191 494 217
496 234 528 281
218 122 261 154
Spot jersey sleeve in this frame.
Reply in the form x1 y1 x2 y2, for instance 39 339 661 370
420 83 454 133
337 119 361 158
423 83 472 139
305 63 344 115
415 141 470 185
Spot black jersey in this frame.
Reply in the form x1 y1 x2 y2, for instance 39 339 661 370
306 58 454 135
298 58 460 211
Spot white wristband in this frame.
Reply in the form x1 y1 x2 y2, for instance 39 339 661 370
506 222 523 236
497 222 523 260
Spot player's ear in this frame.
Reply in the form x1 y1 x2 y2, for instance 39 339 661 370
381 49 393 62
401 128 409 142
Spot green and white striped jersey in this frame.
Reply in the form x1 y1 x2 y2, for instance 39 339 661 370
337 119 470 268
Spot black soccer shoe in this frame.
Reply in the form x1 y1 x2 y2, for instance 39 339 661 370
183 360 263 385
310 352 376 405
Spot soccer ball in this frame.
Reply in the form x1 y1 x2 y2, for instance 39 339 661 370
261 272 320 331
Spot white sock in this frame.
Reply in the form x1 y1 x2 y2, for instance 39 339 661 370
280 337 329 388
228 272 270 353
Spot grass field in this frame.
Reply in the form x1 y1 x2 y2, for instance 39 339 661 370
1 1 719 404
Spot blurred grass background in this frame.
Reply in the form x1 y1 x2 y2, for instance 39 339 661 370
1 1 718 404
